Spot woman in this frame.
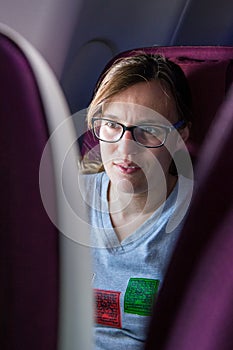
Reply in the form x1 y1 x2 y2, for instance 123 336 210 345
80 53 193 349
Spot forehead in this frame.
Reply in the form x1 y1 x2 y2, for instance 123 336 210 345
105 80 178 123
101 101 173 126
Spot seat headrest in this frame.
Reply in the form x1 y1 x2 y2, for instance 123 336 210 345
80 46 233 162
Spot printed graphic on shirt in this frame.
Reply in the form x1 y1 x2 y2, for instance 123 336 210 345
124 278 160 316
94 289 122 328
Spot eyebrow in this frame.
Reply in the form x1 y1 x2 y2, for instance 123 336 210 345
101 113 119 120
100 114 168 126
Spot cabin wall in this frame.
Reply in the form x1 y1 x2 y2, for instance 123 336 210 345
172 0 233 45
61 0 190 112
61 0 233 112
0 0 232 113
0 0 83 77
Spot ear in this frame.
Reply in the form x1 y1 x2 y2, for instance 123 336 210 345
176 123 191 149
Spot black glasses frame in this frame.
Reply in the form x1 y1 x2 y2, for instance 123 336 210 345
91 117 186 148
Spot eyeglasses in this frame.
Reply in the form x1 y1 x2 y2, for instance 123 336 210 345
91 117 186 148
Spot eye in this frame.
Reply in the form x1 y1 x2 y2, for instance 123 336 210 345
103 120 121 129
140 126 162 136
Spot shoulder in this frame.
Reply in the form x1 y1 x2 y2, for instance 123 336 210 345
81 172 99 186
81 171 106 188
79 171 109 204
177 174 194 202
165 174 194 233
79 172 110 222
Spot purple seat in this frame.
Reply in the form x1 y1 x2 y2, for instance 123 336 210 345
145 82 233 350
0 27 59 350
81 46 233 164
80 46 233 349
0 24 93 350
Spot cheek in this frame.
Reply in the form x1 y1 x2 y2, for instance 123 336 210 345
100 142 115 165
165 133 179 155
148 147 173 172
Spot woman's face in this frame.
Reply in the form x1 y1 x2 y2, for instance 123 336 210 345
99 80 189 195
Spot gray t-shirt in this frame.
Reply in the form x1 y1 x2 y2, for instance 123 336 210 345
83 171 192 350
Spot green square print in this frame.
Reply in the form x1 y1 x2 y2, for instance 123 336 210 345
124 277 160 316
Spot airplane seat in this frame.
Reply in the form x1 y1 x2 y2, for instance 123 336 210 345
77 46 233 349
80 46 233 169
0 25 59 350
145 80 233 350
0 23 93 350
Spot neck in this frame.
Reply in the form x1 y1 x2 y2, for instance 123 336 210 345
107 174 177 242
108 174 177 217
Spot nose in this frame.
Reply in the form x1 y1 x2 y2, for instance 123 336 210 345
122 129 134 140
117 129 139 154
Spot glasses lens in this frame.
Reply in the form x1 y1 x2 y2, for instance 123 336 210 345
93 119 123 142
134 125 166 147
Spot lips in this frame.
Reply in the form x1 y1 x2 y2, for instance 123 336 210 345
113 161 141 174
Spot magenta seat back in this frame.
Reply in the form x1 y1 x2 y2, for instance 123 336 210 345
79 44 233 350
145 81 233 350
0 32 59 350
81 46 233 162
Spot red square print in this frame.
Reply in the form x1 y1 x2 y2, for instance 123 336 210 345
94 289 122 328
